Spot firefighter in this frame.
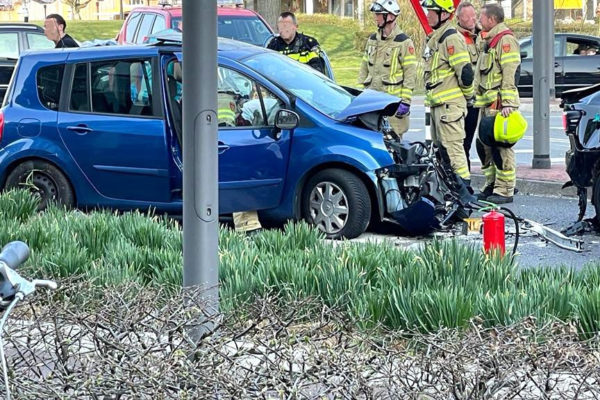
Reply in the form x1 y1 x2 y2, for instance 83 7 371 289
456 1 480 170
267 12 325 74
358 0 417 139
421 0 475 188
474 3 521 204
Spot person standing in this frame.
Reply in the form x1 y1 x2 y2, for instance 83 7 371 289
456 1 480 171
421 0 474 188
474 3 521 204
267 12 325 74
44 14 79 48
358 0 417 139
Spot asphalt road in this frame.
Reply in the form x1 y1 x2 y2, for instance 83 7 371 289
354 193 600 270
405 98 567 166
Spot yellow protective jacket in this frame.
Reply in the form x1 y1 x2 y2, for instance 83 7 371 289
474 22 521 108
358 24 417 104
423 20 474 107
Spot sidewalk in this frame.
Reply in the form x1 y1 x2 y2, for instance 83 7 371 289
471 163 577 198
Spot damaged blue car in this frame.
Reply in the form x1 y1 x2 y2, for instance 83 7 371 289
0 38 467 238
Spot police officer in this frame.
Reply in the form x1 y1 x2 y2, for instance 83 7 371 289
358 0 417 139
421 0 474 187
267 12 325 74
474 3 521 204
456 1 480 170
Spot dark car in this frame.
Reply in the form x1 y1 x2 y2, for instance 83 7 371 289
116 4 274 47
0 23 54 102
518 33 600 97
560 83 600 225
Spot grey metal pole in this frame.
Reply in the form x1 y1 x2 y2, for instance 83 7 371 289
532 0 553 169
183 0 219 333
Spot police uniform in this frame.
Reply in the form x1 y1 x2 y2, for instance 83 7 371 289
474 22 521 198
457 23 480 170
423 20 474 182
358 24 417 138
267 33 325 74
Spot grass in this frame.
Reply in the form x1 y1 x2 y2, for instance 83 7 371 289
31 20 122 42
3 189 600 339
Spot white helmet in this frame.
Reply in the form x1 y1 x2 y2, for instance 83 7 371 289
369 0 400 16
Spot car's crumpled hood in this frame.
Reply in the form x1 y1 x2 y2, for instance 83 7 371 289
335 89 400 122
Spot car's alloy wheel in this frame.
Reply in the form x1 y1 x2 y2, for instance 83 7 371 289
308 181 349 235
4 160 74 210
302 169 371 239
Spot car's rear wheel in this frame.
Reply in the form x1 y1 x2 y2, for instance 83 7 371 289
4 160 74 210
302 169 371 239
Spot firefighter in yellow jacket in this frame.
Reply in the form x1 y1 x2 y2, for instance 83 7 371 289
421 0 475 187
358 0 417 139
474 3 521 204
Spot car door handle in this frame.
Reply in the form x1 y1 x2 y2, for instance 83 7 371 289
554 62 560 68
67 125 93 133
218 141 230 154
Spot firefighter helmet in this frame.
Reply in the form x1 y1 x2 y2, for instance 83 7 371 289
421 0 455 13
479 111 528 147
369 0 401 15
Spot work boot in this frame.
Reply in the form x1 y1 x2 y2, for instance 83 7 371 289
476 186 494 201
487 194 513 204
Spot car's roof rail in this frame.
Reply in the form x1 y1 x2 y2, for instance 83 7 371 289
217 0 244 7
148 32 182 46
0 23 43 31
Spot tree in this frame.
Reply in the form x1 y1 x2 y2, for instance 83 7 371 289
255 0 280 30
61 0 93 20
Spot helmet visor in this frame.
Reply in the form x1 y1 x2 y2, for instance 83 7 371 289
369 2 386 13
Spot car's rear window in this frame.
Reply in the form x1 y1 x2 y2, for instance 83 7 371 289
217 15 271 47
37 64 64 111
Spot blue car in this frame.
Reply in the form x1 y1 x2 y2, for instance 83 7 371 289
0 39 457 238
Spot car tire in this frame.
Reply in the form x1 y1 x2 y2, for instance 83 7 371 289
302 169 371 240
4 160 74 210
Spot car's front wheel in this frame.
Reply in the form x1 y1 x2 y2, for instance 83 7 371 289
593 172 600 220
4 160 74 210
302 169 371 239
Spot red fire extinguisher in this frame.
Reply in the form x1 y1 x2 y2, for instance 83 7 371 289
482 210 505 255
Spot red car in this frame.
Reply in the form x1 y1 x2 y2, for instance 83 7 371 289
116 4 274 47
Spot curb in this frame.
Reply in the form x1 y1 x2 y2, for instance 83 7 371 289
471 174 587 199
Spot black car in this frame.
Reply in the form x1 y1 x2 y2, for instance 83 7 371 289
518 33 600 98
561 83 600 226
0 23 54 102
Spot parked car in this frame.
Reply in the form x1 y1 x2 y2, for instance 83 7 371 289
116 3 274 47
561 83 600 223
0 39 470 239
518 33 600 97
0 23 54 102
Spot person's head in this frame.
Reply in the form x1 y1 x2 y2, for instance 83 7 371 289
421 0 455 29
456 1 477 32
277 12 298 43
369 0 400 29
480 3 504 32
44 14 66 43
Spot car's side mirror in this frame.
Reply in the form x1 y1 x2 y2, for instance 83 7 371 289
274 109 299 131
520 51 528 59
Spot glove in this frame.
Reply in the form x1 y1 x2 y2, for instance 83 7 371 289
395 102 410 118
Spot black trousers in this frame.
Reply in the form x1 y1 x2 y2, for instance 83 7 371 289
463 105 479 171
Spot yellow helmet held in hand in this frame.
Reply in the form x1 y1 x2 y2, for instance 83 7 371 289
421 0 455 13
479 111 528 147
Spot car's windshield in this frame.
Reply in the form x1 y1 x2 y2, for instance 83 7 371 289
243 52 354 118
